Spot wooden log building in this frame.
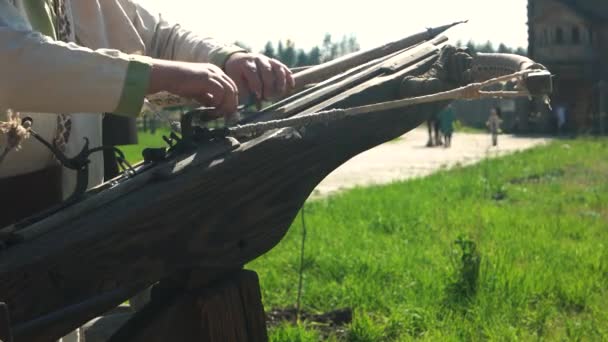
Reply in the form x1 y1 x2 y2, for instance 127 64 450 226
528 0 608 133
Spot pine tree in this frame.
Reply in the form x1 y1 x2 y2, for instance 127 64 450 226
497 43 513 54
282 40 297 67
466 40 477 54
347 35 360 54
478 40 495 53
277 41 285 61
263 41 275 58
296 49 309 67
308 46 321 65
515 47 527 56
322 34 333 62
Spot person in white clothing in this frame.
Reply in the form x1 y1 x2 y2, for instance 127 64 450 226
0 0 294 227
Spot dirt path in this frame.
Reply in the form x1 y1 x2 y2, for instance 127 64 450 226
312 128 552 197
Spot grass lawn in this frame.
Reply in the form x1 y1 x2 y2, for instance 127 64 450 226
245 138 608 341
119 129 170 163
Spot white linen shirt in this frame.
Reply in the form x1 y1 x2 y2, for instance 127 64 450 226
0 0 243 197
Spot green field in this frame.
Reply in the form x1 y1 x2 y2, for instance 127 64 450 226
244 138 608 341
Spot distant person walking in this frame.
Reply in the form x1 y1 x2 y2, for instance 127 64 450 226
486 107 503 146
439 105 455 148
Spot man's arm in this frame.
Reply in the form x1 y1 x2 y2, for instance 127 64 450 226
0 0 239 117
120 0 294 102
0 31 151 117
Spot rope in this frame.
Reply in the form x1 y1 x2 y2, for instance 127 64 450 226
0 111 30 165
228 70 538 138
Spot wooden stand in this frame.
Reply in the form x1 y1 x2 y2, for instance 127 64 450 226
108 270 268 342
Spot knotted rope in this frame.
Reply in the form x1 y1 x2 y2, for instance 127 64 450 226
0 111 30 165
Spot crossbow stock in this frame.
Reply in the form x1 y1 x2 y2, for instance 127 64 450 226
0 23 552 342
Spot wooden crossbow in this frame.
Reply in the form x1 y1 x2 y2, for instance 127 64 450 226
0 22 552 342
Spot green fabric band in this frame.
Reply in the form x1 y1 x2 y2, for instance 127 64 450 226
209 46 247 69
114 59 152 117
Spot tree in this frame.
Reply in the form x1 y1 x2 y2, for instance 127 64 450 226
347 35 360 54
339 35 348 57
277 41 284 61
308 46 321 65
497 43 513 54
514 47 527 56
322 34 334 62
262 41 275 59
296 49 309 67
281 40 297 67
478 40 495 53
466 40 477 54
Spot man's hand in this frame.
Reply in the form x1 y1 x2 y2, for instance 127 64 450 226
224 53 295 102
148 59 238 117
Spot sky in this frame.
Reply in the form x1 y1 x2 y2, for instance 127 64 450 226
140 0 529 53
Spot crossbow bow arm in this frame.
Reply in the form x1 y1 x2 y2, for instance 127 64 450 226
471 53 552 96
0 35 552 341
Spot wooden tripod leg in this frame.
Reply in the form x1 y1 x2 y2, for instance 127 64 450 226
109 270 268 342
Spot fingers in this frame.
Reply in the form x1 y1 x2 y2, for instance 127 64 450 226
193 72 238 117
285 66 295 89
235 55 294 100
219 72 238 111
255 57 275 100
269 58 296 95
196 78 224 114
270 59 287 95
242 59 263 99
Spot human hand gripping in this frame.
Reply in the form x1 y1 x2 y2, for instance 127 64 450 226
147 60 239 118
224 53 295 103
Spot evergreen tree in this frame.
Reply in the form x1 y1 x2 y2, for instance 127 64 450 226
308 46 321 65
347 35 360 54
478 40 495 53
466 40 477 54
296 49 309 67
339 35 348 57
330 43 339 61
497 43 513 54
277 41 285 61
514 47 528 56
263 41 275 58
322 34 334 62
282 40 297 67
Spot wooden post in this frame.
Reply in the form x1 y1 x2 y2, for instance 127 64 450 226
108 270 268 342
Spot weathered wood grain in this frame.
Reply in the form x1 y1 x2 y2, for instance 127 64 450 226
251 37 445 123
